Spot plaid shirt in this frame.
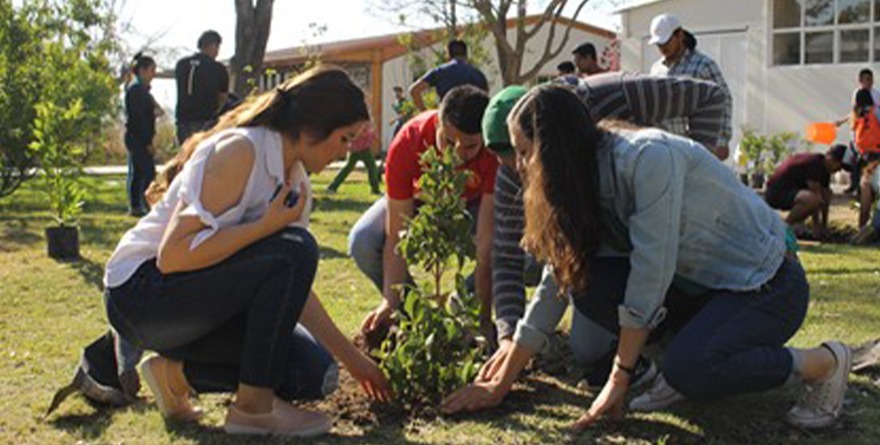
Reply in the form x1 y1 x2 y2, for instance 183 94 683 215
651 49 732 147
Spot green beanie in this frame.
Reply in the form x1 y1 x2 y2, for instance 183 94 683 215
482 85 528 157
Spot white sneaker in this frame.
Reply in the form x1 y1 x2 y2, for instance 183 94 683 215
785 341 852 429
629 373 686 412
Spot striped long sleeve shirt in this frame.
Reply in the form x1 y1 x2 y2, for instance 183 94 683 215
650 49 733 145
493 72 732 339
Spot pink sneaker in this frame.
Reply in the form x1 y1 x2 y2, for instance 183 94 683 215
224 399 332 438
138 355 203 422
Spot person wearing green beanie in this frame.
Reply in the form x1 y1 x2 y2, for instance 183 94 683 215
443 71 734 416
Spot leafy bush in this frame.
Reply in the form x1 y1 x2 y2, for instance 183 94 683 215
29 100 88 227
379 147 484 409
739 129 799 175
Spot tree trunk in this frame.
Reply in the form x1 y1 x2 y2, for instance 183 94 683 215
230 0 275 97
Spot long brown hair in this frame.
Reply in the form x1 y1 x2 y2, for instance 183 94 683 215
509 85 606 292
146 65 368 204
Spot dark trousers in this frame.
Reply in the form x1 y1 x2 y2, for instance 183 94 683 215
105 228 320 390
176 120 209 145
124 134 155 213
572 255 808 401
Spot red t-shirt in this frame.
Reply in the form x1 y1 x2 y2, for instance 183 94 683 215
385 110 498 201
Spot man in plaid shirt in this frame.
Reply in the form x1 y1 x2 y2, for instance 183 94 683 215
649 13 732 160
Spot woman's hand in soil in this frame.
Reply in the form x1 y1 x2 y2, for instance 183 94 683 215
440 378 510 414
478 338 512 382
572 369 630 431
348 350 393 403
260 182 307 234
359 299 395 337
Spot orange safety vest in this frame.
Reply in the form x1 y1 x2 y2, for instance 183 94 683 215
855 112 880 154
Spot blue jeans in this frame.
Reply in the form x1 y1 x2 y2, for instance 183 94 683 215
105 228 334 398
348 196 481 294
124 133 155 213
572 255 808 401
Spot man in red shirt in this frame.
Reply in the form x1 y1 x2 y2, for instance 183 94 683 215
349 86 497 341
765 145 849 239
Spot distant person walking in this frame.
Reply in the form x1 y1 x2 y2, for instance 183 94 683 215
175 30 229 144
389 86 412 138
125 53 159 217
327 125 381 194
649 13 732 160
409 40 488 111
572 42 606 77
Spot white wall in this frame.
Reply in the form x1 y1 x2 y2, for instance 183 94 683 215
619 0 878 156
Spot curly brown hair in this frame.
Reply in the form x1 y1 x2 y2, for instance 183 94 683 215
508 85 607 292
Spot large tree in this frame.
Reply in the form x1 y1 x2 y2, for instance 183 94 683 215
230 0 275 97
373 0 596 87
470 0 590 86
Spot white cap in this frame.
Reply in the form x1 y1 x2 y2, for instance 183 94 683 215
649 13 682 45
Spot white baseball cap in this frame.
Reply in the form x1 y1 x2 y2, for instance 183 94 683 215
649 13 682 45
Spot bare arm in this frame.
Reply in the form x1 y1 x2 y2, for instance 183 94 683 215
156 136 306 273
409 80 430 112
300 291 392 401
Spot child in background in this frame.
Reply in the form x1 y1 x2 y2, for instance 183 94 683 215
327 125 381 194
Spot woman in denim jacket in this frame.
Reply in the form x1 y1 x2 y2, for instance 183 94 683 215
446 85 852 430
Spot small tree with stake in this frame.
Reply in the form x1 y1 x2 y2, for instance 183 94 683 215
378 147 484 412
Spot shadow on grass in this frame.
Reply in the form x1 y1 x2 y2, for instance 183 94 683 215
48 399 151 441
0 217 42 252
64 254 105 291
320 245 349 260
314 196 373 214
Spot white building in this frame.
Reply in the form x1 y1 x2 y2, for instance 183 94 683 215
259 16 615 149
616 0 878 150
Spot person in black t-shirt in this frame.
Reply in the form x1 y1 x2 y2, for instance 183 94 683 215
125 53 159 217
765 145 849 238
175 30 229 144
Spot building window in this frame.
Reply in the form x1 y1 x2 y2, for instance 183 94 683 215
772 0 877 65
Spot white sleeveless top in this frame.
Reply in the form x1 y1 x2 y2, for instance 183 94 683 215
103 126 312 288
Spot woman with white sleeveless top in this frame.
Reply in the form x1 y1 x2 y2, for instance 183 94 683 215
102 66 391 438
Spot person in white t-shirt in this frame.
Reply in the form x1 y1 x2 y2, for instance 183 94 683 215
100 66 391 438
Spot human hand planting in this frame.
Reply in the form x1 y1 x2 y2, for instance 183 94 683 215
572 367 630 431
348 350 393 403
359 299 395 338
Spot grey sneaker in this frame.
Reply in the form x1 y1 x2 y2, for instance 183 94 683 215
629 373 686 412
785 341 852 429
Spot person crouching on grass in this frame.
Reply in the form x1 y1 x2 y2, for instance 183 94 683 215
100 66 391 438
764 145 848 240
461 85 852 430
348 85 498 347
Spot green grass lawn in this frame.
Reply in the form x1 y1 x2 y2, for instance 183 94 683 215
1 171 879 444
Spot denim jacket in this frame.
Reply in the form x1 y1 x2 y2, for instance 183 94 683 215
597 129 787 330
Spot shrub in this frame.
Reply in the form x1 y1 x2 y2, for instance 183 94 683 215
378 147 484 410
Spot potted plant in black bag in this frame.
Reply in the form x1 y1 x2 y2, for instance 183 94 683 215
30 99 88 260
